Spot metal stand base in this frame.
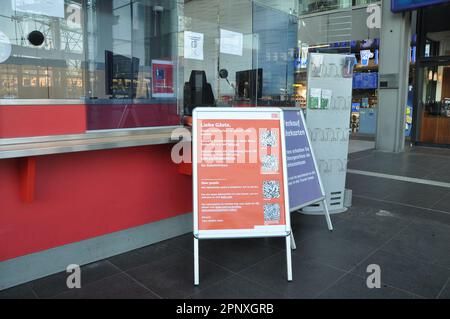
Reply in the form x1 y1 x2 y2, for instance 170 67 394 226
301 206 348 215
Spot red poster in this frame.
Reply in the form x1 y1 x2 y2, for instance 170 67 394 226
151 60 174 98
194 109 289 237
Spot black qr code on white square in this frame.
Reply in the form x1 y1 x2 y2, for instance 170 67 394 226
263 181 280 199
264 204 280 222
261 155 278 172
260 130 278 147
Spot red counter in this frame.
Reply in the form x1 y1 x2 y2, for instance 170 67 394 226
0 144 192 262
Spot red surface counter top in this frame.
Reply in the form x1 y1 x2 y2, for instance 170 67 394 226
0 144 193 262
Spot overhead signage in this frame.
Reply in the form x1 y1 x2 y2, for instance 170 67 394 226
391 0 449 13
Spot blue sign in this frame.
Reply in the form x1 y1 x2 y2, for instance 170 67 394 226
391 0 449 13
283 109 324 210
353 72 378 89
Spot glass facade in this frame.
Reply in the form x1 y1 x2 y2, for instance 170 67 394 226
0 0 390 138
0 0 85 100
0 0 302 135
415 2 450 146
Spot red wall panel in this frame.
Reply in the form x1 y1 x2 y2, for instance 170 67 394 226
0 145 193 262
0 105 86 138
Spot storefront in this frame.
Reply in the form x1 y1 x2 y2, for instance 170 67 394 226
0 0 301 289
296 1 382 135
412 2 450 146
4 0 447 291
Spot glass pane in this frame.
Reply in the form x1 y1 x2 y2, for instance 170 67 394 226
181 0 220 116
217 0 255 106
418 65 450 144
252 2 298 107
85 0 180 129
298 0 352 15
0 0 84 100
420 3 450 58
297 3 352 109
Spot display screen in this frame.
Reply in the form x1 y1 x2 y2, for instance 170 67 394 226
391 0 449 13
353 73 378 89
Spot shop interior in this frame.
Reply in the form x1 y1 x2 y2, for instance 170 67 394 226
415 3 450 146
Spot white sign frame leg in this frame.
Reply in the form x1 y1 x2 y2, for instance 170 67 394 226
290 232 296 250
194 234 293 285
289 197 333 252
323 199 334 231
194 237 200 286
194 235 294 285
286 235 293 281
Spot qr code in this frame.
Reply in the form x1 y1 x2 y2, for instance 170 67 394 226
263 181 280 199
264 204 280 222
260 130 278 147
261 155 278 173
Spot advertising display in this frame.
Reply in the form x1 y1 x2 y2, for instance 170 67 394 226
151 60 175 98
304 53 353 214
283 110 323 209
194 108 290 238
283 109 333 230
193 108 292 285
353 72 378 89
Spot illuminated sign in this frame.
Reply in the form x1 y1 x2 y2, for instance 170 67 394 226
391 0 449 13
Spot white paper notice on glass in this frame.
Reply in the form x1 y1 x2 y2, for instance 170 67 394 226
0 31 12 64
220 29 243 56
184 31 204 61
12 0 65 18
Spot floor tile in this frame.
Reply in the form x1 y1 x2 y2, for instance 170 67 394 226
382 219 450 269
322 217 405 248
0 283 37 299
194 238 281 273
126 250 234 299
431 191 450 213
30 260 120 299
438 280 450 299
53 273 155 299
166 233 196 252
384 182 448 209
351 195 450 226
293 234 376 271
108 242 180 271
424 170 450 184
348 140 375 154
351 250 450 298
317 273 419 299
238 252 346 298
190 275 284 299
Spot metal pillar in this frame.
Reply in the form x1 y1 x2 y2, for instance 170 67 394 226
376 0 412 153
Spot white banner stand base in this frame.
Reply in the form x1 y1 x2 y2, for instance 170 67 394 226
301 206 348 215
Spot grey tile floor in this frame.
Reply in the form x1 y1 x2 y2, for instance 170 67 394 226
1 147 450 299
